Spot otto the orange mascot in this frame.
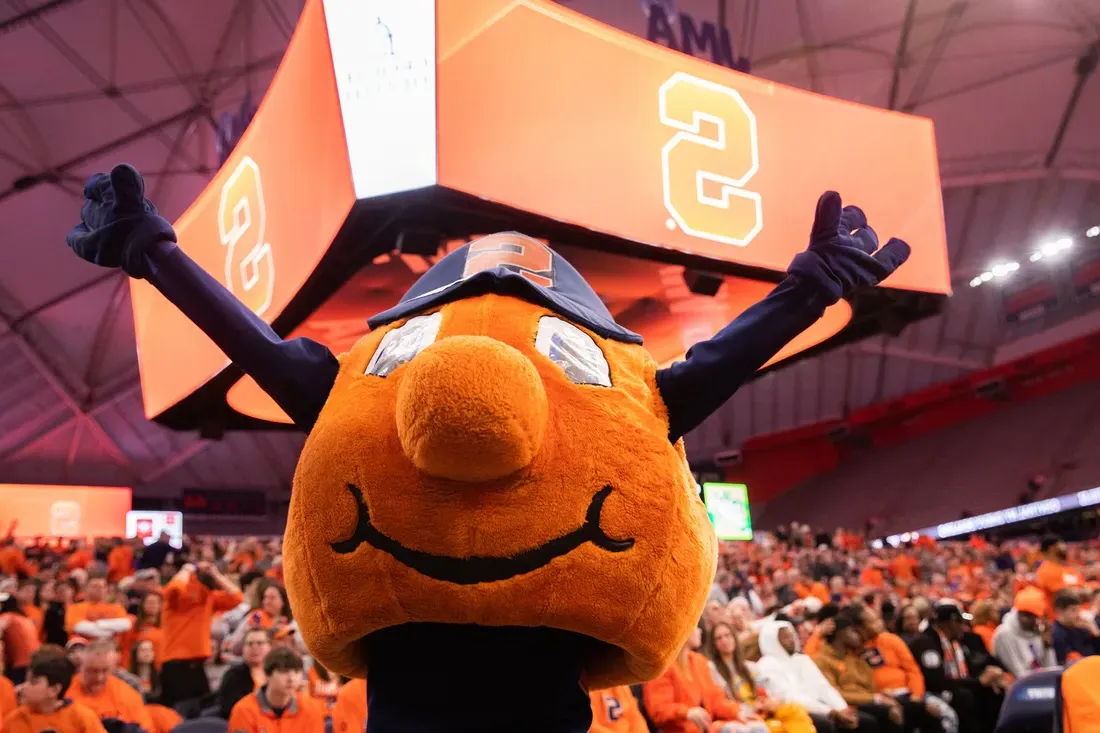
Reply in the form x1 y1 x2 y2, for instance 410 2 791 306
65 165 909 732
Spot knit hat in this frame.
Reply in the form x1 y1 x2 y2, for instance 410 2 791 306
1014 587 1047 617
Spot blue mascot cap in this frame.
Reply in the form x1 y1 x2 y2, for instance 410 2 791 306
368 232 643 344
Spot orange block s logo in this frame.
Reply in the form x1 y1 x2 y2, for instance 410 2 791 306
660 72 762 247
50 501 81 536
462 233 554 288
219 156 276 316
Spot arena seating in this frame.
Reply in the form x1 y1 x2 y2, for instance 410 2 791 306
755 378 1100 535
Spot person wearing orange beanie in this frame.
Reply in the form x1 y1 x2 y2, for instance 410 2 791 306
991 588 1056 678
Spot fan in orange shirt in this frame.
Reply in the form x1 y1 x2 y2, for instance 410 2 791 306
228 648 325 733
308 663 341 711
0 542 27 577
1 595 42 683
14 581 43 636
889 554 918 584
1037 536 1082 617
0 639 17 719
118 591 163 669
66 639 154 732
225 581 292 655
64 574 131 641
332 677 367 733
4 649 105 733
159 561 243 708
642 632 744 733
105 542 134 584
66 541 94 571
969 601 999 653
590 685 648 733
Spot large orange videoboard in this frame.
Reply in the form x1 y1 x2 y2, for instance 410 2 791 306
129 0 948 424
436 0 948 294
0 485 132 538
129 0 358 419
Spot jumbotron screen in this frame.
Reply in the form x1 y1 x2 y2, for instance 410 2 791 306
702 482 754 541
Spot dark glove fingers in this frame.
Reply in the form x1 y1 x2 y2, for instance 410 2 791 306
65 222 91 253
83 172 110 202
811 191 843 241
110 164 146 213
852 225 879 255
873 237 912 273
839 205 868 234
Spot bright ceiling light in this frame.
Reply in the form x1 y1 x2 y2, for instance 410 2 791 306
969 276 983 287
1040 237 1073 258
1030 252 1043 262
991 261 1019 278
1087 226 1099 238
980 271 994 282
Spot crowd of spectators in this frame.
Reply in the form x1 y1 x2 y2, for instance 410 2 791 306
0 521 1093 732
592 527 1098 733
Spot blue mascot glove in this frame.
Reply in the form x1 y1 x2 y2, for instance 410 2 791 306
787 190 911 304
66 164 177 279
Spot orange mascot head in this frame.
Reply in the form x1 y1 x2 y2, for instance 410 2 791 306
284 232 716 688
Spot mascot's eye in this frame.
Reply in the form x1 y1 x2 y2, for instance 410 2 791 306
365 312 443 377
535 317 611 387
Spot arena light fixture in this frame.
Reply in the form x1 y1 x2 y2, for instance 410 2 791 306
1087 226 1099 238
1039 237 1073 258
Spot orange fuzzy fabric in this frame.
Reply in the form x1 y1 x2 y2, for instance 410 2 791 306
284 292 717 689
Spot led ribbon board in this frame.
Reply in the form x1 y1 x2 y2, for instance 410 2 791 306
133 0 948 425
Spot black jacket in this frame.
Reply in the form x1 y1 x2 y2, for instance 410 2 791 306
907 627 995 694
213 663 256 719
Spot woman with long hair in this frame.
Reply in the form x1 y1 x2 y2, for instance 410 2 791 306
969 600 998 653
120 591 164 668
129 639 161 698
643 628 745 733
706 622 814 733
225 580 291 656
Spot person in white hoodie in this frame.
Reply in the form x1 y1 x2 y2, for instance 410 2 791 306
991 588 1056 679
754 619 877 733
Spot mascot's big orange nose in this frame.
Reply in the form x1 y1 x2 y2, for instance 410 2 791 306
395 336 548 482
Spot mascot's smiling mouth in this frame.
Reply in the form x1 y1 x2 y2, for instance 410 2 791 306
330 484 635 585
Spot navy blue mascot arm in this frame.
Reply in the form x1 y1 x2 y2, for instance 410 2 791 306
656 190 911 442
66 165 338 430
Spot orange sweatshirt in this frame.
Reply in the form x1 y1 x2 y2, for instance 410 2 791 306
1063 656 1100 733
869 632 925 698
228 689 326 733
3 701 106 733
0 675 16 720
590 685 648 733
146 704 183 733
119 621 164 669
332 678 368 733
1037 562 1082 617
67 674 154 731
162 575 242 662
64 602 129 635
107 546 134 583
643 651 741 733
1 613 41 669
